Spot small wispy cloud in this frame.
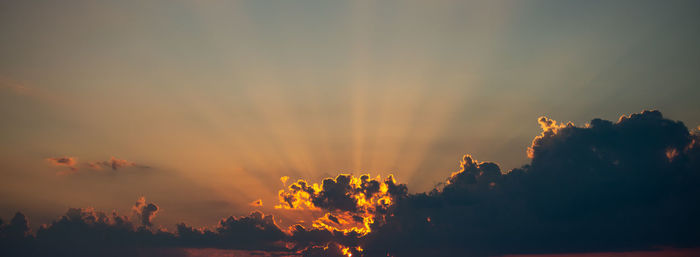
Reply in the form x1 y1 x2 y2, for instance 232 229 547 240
46 156 78 175
86 157 150 171
46 156 150 175
0 76 33 96
249 199 263 207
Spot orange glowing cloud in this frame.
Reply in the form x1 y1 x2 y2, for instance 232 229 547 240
527 116 573 158
46 156 76 167
250 199 263 207
276 174 407 239
46 156 78 174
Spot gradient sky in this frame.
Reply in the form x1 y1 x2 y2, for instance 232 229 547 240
1 0 700 230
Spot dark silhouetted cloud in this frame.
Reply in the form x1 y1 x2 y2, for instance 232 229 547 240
8 110 700 257
175 211 287 251
363 110 700 256
0 213 33 257
0 199 288 256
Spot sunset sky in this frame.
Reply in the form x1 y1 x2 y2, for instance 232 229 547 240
1 1 700 256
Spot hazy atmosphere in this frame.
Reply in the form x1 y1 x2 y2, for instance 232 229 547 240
1 1 700 256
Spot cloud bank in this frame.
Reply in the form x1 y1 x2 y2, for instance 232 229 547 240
6 110 700 257
364 110 700 256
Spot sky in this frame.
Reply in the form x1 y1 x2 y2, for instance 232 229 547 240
1 1 700 256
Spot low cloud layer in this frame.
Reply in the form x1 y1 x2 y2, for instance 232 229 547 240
7 110 700 256
176 211 287 251
0 198 287 257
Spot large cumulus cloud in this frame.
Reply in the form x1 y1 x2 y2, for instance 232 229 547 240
363 110 700 256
